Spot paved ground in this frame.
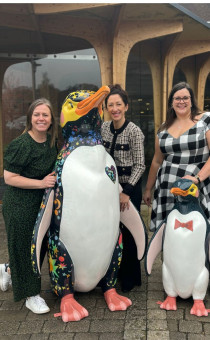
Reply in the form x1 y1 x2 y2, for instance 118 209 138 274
0 203 210 340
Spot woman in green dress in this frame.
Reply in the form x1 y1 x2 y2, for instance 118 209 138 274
0 98 57 314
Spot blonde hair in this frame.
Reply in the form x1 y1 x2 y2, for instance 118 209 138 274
24 98 57 147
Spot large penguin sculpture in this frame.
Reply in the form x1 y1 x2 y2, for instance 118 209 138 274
32 86 147 322
145 178 210 316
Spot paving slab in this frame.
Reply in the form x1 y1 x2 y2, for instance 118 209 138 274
0 204 210 339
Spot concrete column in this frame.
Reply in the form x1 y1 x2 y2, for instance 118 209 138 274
0 62 14 177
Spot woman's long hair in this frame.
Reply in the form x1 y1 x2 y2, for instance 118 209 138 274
159 82 202 132
24 98 57 147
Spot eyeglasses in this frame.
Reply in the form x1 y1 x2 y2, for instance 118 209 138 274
173 96 191 102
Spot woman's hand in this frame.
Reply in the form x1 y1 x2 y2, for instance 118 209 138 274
4 170 56 189
143 189 152 207
41 172 56 188
120 192 130 212
182 175 199 185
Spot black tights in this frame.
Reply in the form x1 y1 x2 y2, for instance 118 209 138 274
119 178 142 287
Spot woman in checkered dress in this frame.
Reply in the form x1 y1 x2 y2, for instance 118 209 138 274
101 84 145 292
143 82 210 231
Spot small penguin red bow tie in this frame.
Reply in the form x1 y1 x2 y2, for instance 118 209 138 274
174 219 193 231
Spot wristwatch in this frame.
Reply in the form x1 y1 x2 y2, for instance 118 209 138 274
195 174 201 183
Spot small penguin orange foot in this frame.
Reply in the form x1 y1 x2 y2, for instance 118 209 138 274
190 300 210 317
104 288 132 311
54 294 89 322
157 296 177 310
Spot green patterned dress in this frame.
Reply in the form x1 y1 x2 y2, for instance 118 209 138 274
2 132 57 301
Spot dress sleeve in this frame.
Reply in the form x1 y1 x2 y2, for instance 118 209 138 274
3 136 31 174
101 121 108 140
204 112 210 132
123 125 146 196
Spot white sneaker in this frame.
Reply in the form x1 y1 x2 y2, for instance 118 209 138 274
26 294 50 314
0 264 12 291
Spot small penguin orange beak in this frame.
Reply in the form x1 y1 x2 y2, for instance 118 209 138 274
75 85 110 117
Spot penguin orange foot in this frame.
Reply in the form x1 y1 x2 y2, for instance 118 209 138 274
190 300 210 316
157 296 177 310
104 288 132 311
54 294 89 322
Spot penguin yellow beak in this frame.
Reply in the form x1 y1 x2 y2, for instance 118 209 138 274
76 85 110 118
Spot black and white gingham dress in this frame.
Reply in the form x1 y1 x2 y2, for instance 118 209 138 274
150 112 210 231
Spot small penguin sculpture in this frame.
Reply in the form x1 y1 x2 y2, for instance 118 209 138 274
32 86 147 322
145 178 210 316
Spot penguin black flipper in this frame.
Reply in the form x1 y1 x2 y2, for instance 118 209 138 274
31 188 54 275
145 221 166 275
119 186 147 261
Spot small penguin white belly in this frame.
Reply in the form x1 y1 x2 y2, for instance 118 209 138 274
60 145 120 292
163 209 209 299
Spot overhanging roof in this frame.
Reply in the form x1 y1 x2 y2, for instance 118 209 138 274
0 3 209 57
172 3 210 29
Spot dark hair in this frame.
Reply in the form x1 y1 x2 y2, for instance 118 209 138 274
159 81 202 132
24 98 57 147
104 84 129 108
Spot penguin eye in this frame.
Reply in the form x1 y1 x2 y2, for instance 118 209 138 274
190 188 194 192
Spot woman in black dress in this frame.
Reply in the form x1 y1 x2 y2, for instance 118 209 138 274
101 84 145 292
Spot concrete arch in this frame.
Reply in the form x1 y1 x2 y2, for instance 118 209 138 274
113 20 183 88
38 15 113 91
197 56 210 110
112 20 183 132
166 41 210 92
163 41 210 120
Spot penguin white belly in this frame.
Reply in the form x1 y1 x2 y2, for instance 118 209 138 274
60 145 120 292
163 209 208 299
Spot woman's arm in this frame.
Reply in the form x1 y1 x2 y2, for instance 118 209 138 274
123 126 145 193
183 130 210 184
120 126 145 211
4 170 56 189
143 136 164 207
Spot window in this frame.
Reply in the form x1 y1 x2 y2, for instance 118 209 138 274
2 48 101 148
126 43 154 187
173 67 186 85
204 73 210 112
